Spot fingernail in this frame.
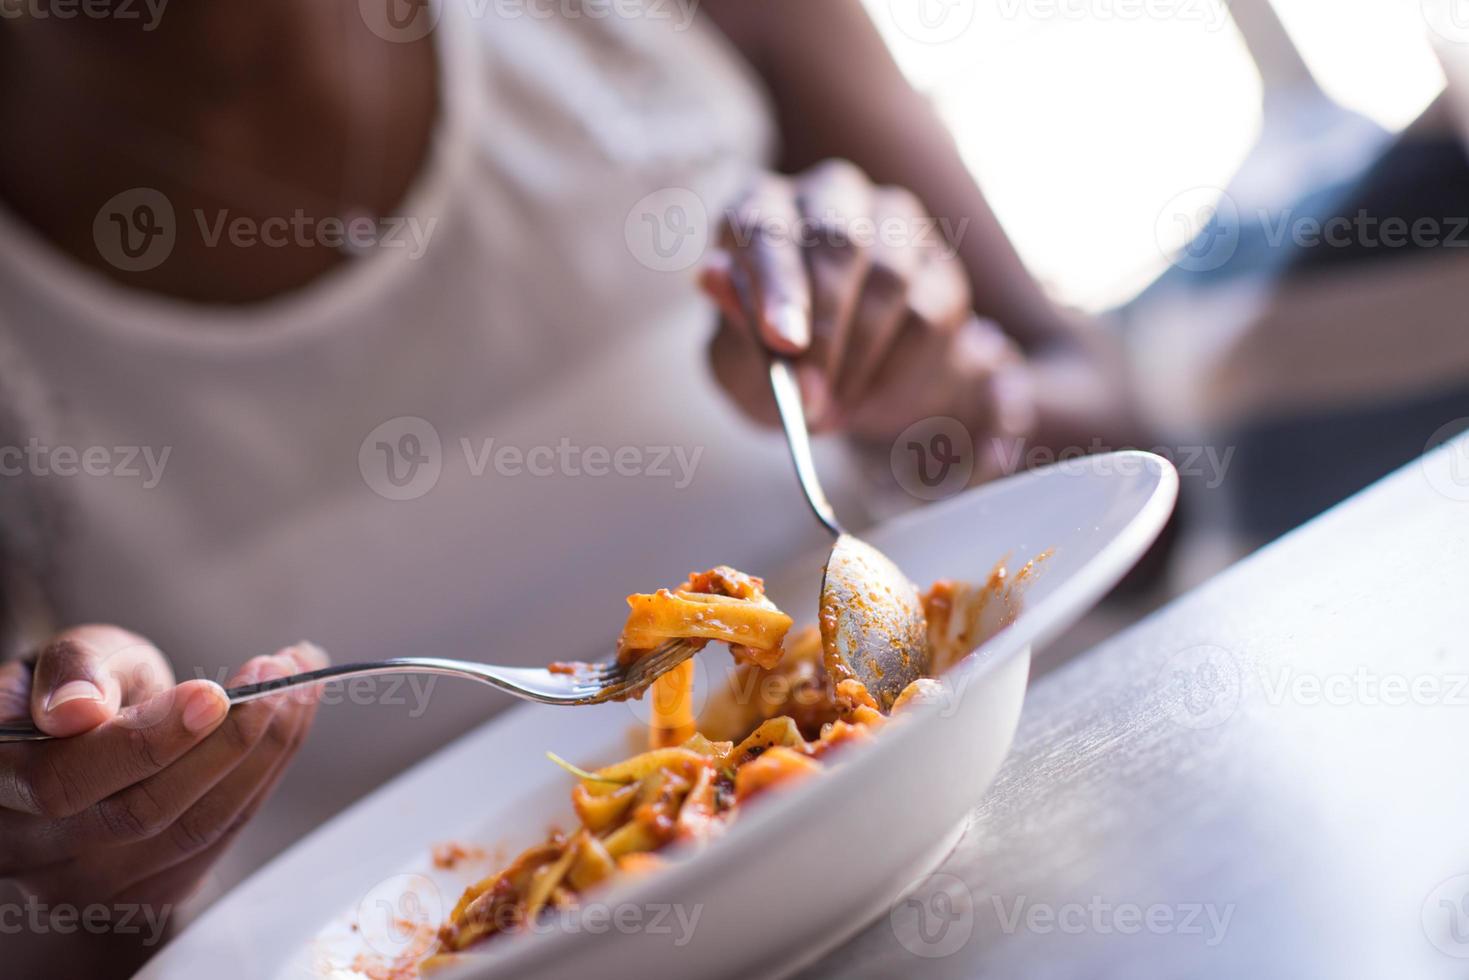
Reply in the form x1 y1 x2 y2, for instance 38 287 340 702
992 368 1036 436
768 302 810 350
257 659 290 683
294 641 329 670
46 680 104 711
798 364 830 424
182 684 229 733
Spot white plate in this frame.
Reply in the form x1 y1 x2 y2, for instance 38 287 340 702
137 451 1177 980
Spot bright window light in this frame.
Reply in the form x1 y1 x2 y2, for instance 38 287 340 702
862 0 1445 311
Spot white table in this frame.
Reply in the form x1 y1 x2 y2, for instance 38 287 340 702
799 438 1469 978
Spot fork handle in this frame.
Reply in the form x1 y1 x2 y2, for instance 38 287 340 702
769 358 845 539
0 657 534 743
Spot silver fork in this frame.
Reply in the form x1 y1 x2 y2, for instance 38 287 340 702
0 639 701 743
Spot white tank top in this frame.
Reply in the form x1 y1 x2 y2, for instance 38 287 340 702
0 2 872 897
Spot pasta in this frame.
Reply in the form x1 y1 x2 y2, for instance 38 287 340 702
419 557 1039 971
619 567 792 748
618 566 793 668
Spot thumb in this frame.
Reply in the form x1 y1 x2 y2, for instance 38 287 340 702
699 250 748 333
29 626 175 737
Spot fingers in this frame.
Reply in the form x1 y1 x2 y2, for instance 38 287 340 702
721 174 810 354
850 313 1032 445
698 250 744 328
832 186 929 413
45 646 325 899
3 642 327 912
59 644 323 844
29 626 175 738
0 678 228 820
796 160 874 407
150 644 322 872
707 315 779 427
705 162 1029 445
951 317 1036 443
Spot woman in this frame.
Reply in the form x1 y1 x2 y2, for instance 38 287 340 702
0 1 1133 973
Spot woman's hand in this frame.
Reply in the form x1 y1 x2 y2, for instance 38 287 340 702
700 160 1035 449
0 625 325 977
